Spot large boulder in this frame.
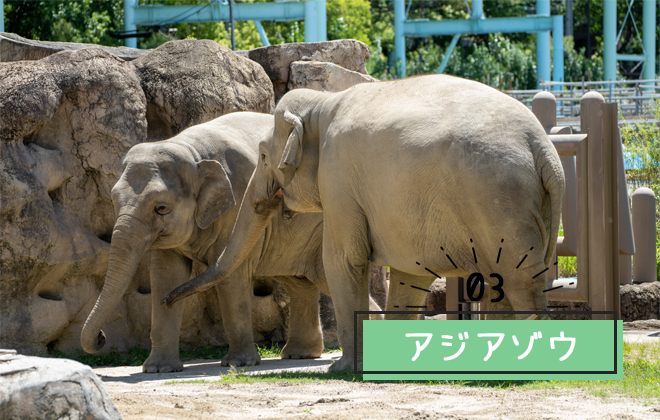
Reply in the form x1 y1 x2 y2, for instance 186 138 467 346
288 60 378 93
550 282 660 321
620 282 660 322
0 40 279 355
0 350 121 420
244 39 370 101
130 39 274 140
0 31 147 62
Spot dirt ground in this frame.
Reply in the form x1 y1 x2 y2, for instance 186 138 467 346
97 331 660 420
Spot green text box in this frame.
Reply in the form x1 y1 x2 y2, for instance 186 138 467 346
363 320 622 380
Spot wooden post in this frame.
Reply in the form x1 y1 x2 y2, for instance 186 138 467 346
446 277 459 320
581 92 605 320
603 103 620 320
618 127 635 285
632 188 658 283
576 128 590 302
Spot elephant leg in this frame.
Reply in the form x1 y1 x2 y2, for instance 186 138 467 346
277 276 323 359
144 249 191 373
321 209 370 372
485 289 515 320
502 261 550 320
384 269 435 320
215 262 260 367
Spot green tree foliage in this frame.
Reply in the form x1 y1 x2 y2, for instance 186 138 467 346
442 34 536 89
327 0 372 45
2 0 634 83
4 0 124 46
562 37 604 83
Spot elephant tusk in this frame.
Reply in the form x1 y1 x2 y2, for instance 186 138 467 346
524 314 539 320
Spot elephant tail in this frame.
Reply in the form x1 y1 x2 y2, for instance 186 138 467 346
538 140 565 269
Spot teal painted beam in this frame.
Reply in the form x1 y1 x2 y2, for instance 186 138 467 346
132 2 304 26
304 0 317 42
617 54 646 61
402 15 554 37
603 0 617 81
394 0 406 77
254 20 269 46
437 34 460 74
552 14 564 89
642 0 656 80
471 0 484 19
536 0 551 88
1 0 4 32
124 0 137 48
316 0 327 42
395 0 562 82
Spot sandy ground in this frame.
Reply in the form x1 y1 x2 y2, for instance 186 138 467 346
96 330 660 420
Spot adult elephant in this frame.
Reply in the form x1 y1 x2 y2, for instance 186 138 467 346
163 75 565 371
81 112 366 373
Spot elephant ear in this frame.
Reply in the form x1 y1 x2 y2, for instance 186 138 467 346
278 110 304 187
195 160 236 230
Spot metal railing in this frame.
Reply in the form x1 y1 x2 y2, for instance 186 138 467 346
505 79 660 119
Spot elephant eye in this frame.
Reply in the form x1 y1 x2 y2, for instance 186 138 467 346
155 205 171 215
261 153 267 165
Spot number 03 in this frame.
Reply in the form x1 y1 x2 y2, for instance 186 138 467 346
466 272 504 303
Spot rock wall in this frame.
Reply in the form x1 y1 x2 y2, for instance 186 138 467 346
1 36 375 356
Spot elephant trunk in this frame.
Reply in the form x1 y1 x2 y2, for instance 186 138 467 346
81 214 152 354
162 173 282 307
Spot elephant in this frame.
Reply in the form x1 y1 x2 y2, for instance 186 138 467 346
163 75 565 372
81 111 378 373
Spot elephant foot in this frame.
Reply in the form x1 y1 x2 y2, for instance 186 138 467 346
142 353 184 374
281 340 323 360
221 347 260 367
328 355 359 372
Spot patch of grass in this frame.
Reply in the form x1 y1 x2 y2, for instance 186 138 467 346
46 343 341 368
167 342 660 400
180 345 229 362
165 369 363 385
557 221 577 277
558 256 577 278
255 343 283 359
48 345 150 367
518 359 660 399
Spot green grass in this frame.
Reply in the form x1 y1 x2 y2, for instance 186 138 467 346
164 342 660 400
48 345 152 367
46 342 340 368
557 222 577 277
47 338 660 400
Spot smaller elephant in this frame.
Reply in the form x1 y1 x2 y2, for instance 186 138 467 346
81 112 381 373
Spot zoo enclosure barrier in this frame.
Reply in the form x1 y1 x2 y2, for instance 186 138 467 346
446 90 653 321
505 79 660 119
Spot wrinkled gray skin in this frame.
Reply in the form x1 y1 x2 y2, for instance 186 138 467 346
164 75 565 372
81 112 335 373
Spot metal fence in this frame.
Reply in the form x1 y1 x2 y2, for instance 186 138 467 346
506 79 660 120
